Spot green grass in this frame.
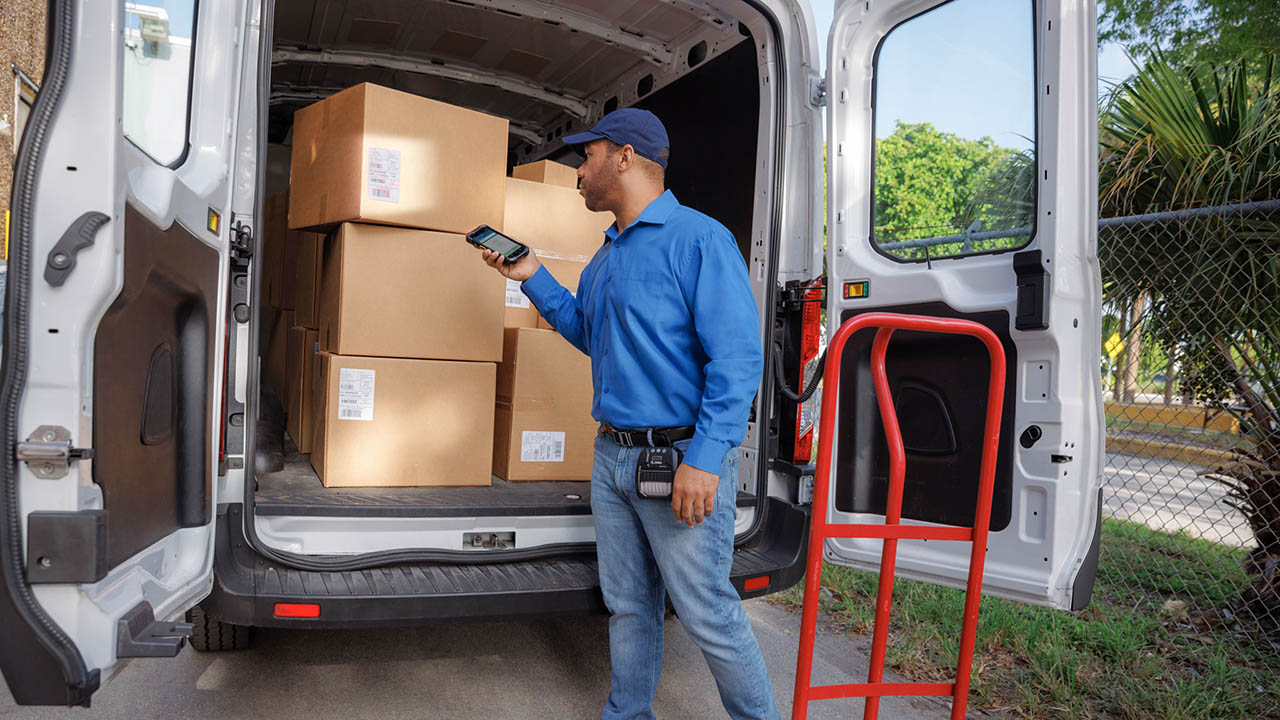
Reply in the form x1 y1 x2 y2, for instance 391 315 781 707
771 518 1280 719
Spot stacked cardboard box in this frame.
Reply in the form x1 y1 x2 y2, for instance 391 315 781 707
511 159 579 189
489 164 605 481
284 83 508 488
500 173 611 329
494 329 595 481
273 85 605 489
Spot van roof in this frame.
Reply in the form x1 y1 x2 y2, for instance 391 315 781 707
269 0 755 154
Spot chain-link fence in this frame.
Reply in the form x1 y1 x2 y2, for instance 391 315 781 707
1096 199 1280 640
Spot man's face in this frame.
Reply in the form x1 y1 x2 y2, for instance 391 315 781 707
578 139 619 213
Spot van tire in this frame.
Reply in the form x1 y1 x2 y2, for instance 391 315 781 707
186 606 254 651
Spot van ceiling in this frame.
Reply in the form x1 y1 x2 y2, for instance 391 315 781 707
270 0 747 151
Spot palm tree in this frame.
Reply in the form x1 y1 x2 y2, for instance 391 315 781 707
1098 51 1280 631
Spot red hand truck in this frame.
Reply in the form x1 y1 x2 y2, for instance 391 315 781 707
791 312 1007 720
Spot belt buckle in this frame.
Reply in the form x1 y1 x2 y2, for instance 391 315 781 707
619 432 633 448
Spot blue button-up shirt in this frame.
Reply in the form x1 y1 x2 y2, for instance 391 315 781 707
521 190 763 474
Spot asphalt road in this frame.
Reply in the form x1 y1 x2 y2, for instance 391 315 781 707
0 452 1226 720
1102 451 1253 547
0 599 961 720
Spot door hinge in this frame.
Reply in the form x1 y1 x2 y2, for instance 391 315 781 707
230 220 253 260
16 425 94 479
810 77 827 107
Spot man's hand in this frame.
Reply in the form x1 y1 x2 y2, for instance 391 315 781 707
671 463 718 528
481 248 541 282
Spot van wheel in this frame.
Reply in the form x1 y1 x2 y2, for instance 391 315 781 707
186 606 254 651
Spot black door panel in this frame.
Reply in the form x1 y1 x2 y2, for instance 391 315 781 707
93 204 219 568
834 302 1016 531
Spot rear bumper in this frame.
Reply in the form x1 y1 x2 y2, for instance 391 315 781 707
203 498 810 629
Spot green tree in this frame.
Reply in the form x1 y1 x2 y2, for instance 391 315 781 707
1099 51 1280 628
874 121 1029 258
1099 0 1280 68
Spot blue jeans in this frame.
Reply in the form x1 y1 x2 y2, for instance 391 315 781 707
591 434 780 720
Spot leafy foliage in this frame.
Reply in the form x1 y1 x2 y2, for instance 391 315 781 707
873 121 1034 259
1099 0 1280 69
1099 50 1280 626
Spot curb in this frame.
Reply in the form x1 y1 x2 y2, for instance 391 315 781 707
1106 435 1238 469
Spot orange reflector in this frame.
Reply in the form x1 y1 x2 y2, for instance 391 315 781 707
843 281 869 299
744 575 770 592
273 602 320 618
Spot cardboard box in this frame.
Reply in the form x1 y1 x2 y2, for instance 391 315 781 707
288 83 508 233
503 177 612 260
311 353 496 487
294 232 325 329
264 309 294 402
318 223 504 361
263 191 300 309
285 327 320 453
493 328 595 481
512 159 578 189
504 257 588 328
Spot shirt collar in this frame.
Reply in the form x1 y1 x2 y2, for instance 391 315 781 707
604 190 679 242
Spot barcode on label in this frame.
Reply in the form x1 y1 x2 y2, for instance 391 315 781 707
521 431 565 462
337 368 376 421
505 278 531 308
368 147 401 203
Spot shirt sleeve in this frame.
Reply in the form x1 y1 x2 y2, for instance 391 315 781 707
521 264 590 356
681 228 764 474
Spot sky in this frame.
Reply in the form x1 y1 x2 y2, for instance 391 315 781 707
810 0 1139 144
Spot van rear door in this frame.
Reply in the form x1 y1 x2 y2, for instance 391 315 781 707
820 0 1103 609
0 0 246 705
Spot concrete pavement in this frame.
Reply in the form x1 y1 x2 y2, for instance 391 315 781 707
0 599 959 719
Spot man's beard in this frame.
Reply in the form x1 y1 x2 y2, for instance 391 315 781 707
580 168 617 212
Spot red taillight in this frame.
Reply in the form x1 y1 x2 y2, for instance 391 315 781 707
794 285 823 463
273 602 320 618
744 575 770 592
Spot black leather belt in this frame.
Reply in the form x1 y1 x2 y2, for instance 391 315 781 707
599 424 695 448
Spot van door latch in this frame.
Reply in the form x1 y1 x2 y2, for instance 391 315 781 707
16 425 94 479
810 77 828 108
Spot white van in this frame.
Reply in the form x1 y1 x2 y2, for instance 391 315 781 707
1 0 1102 706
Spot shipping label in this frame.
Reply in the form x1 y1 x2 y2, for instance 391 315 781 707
368 147 401 203
521 431 565 462
338 368 376 421
505 278 531 308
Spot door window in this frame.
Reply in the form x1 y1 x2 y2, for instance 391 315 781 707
871 0 1037 261
123 1 199 166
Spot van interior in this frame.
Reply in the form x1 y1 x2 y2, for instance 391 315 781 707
251 0 780 554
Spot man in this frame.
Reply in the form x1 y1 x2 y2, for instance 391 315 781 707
479 108 777 720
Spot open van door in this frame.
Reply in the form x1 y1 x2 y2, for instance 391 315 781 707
1 0 247 705
821 0 1103 609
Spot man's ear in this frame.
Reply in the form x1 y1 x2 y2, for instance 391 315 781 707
616 144 636 173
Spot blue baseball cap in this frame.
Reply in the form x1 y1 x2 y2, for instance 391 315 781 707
563 108 670 169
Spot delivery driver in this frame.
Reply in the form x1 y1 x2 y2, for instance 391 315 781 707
478 109 778 720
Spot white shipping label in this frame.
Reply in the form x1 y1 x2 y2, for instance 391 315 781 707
338 368 376 421
368 147 401 203
505 278 531 308
521 431 565 462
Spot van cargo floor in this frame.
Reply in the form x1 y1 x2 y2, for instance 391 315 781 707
255 442 593 517
255 441 756 518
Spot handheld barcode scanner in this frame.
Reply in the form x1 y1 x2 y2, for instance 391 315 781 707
636 446 683 499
